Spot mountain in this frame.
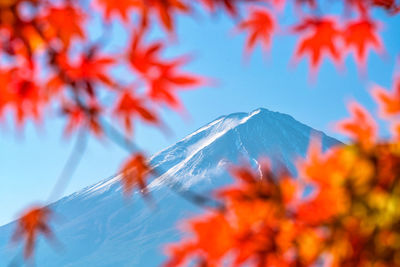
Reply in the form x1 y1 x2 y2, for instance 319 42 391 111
0 108 341 267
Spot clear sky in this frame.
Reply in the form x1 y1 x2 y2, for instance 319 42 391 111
1 6 400 226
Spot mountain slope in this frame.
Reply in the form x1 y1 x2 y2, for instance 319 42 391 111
0 108 341 267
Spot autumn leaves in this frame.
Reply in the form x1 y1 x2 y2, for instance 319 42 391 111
2 0 399 265
164 77 400 266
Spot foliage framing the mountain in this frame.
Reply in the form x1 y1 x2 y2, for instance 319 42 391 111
1 0 399 265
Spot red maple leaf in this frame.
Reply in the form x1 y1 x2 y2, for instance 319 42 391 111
61 99 103 137
343 18 382 67
50 49 115 98
147 58 204 110
114 90 158 134
41 5 85 48
200 0 270 16
137 0 191 32
200 0 240 16
12 206 53 259
119 153 153 197
95 0 141 22
0 68 44 125
293 17 343 73
127 33 203 109
68 50 115 90
237 8 275 56
348 0 398 11
128 30 165 75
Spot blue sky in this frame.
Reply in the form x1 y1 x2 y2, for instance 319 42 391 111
0 5 400 226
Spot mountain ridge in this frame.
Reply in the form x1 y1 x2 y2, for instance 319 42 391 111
0 108 341 266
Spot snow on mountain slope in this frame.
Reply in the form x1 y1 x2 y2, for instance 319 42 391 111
0 108 341 267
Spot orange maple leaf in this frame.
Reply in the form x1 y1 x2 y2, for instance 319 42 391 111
12 206 53 259
372 76 400 117
237 8 275 56
297 137 328 184
296 185 348 225
114 90 158 134
343 18 382 67
336 101 377 149
164 213 234 267
120 153 153 197
163 242 195 267
293 17 343 73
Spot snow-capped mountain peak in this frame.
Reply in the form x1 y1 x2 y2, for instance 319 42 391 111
0 108 341 267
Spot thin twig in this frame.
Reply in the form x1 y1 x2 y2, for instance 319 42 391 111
47 129 88 203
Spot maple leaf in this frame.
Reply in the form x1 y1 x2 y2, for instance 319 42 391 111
0 69 12 118
61 100 103 137
390 122 400 141
68 50 116 90
128 31 165 75
114 90 158 134
95 0 140 22
164 213 234 266
190 214 234 261
297 185 348 224
373 0 394 7
11 206 53 259
0 68 44 125
237 8 275 56
372 76 400 117
222 160 297 204
137 0 191 32
343 18 382 67
10 75 42 125
336 101 377 149
128 31 204 109
297 138 329 184
41 6 85 48
163 242 194 267
119 153 153 197
200 0 240 16
147 58 204 110
293 17 343 73
52 49 115 98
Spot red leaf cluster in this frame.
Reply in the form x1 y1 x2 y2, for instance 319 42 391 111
119 153 153 197
293 16 382 74
12 206 53 259
238 8 275 55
